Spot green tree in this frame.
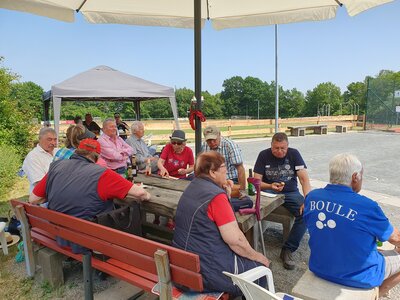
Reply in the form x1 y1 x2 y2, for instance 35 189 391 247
10 81 44 120
304 82 342 116
0 57 36 157
343 81 366 114
279 88 306 118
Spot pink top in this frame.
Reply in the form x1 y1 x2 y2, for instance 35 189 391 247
97 134 133 170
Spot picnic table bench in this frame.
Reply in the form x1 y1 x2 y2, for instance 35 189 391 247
288 124 328 136
10 199 228 300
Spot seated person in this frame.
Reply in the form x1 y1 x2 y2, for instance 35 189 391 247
304 153 400 296
22 127 58 193
97 118 133 175
53 124 107 167
83 113 101 135
173 151 269 297
157 130 194 179
126 121 158 173
114 113 130 140
29 139 150 253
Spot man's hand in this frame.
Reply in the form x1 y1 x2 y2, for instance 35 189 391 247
271 182 285 192
299 203 304 215
177 168 187 175
223 180 234 198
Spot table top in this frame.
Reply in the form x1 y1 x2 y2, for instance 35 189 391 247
126 175 285 234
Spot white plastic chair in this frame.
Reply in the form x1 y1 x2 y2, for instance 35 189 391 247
223 266 302 300
0 221 8 255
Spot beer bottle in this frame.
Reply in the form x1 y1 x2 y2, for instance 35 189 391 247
248 168 256 196
131 155 138 177
126 156 133 182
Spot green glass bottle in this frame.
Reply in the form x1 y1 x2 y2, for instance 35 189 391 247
248 169 256 196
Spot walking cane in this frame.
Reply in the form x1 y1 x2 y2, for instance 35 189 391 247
239 177 266 257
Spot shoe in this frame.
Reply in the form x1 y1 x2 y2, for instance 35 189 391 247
280 248 295 270
166 220 175 230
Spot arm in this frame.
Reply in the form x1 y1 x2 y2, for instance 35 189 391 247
29 174 48 204
388 227 400 247
297 169 311 196
98 137 129 162
254 172 284 192
126 185 151 202
29 193 46 205
236 163 246 190
219 221 270 267
157 158 169 177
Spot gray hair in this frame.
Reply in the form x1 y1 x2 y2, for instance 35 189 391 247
131 121 143 133
39 127 56 139
102 118 115 128
329 153 363 186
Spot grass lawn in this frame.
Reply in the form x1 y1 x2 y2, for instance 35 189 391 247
0 178 66 300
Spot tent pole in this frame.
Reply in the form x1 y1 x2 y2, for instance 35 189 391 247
194 0 202 156
274 24 279 133
134 101 140 120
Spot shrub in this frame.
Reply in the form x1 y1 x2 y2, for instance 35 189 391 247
0 144 21 197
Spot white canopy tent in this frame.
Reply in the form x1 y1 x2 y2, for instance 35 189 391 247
42 65 179 139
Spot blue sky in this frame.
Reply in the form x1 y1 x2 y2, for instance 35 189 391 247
0 2 399 95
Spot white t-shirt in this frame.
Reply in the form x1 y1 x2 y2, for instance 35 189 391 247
22 145 56 193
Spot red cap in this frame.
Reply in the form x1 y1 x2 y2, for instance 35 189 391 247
78 138 101 154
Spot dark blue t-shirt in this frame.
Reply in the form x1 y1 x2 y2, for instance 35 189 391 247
304 184 393 288
253 148 306 193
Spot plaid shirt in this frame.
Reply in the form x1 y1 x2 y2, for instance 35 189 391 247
53 147 74 162
202 136 243 180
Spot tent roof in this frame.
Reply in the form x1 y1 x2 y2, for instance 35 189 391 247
44 65 174 101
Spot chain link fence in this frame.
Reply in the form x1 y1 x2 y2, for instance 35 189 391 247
366 77 400 130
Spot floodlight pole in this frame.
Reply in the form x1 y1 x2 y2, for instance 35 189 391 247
194 0 202 156
274 24 279 133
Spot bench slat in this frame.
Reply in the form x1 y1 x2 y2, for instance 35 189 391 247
108 259 203 292
12 200 200 272
31 231 156 292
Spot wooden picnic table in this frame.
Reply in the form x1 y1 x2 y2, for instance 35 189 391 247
120 174 285 250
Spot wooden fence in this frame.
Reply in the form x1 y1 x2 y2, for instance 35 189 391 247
58 115 363 143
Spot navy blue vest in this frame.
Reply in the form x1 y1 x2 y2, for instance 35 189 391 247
173 177 262 296
47 154 113 220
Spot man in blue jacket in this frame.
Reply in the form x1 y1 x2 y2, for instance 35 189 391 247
304 153 400 296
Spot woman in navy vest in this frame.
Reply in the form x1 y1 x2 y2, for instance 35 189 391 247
173 151 269 296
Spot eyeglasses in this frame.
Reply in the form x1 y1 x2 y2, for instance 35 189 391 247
171 141 183 145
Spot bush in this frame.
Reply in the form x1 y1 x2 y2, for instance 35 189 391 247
0 144 21 197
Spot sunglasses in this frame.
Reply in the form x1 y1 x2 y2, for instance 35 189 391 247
171 141 183 145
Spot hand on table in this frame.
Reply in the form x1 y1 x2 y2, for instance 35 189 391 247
159 168 169 178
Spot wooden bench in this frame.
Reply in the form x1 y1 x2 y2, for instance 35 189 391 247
335 125 347 133
11 200 228 300
288 125 328 136
291 269 378 300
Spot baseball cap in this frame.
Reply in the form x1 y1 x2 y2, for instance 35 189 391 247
203 125 220 140
170 130 186 141
78 139 101 154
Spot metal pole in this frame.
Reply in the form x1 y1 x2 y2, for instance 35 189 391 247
274 24 279 133
257 100 260 120
83 252 93 300
194 0 202 156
